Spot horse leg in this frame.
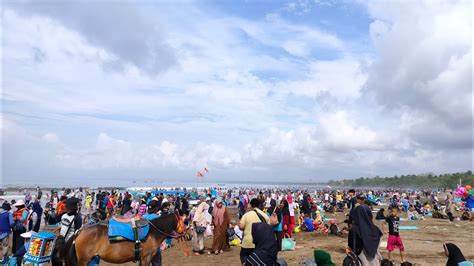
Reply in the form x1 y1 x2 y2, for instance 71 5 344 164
141 256 151 266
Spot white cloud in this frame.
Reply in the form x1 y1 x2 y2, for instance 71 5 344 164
319 111 384 150
2 1 472 184
240 14 345 57
364 0 472 149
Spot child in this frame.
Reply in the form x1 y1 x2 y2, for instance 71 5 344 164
329 220 338 236
302 214 314 232
383 207 405 262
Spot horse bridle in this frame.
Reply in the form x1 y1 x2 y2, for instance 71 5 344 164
147 213 186 239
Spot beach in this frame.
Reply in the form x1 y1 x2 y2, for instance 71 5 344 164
96 207 474 266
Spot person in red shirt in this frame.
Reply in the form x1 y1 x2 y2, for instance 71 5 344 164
56 196 67 217
107 194 116 217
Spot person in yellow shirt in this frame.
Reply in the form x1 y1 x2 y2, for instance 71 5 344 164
239 198 270 264
84 194 93 211
336 192 343 203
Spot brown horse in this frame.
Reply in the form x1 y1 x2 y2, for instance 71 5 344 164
70 212 186 266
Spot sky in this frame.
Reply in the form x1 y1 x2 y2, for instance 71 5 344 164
1 0 472 186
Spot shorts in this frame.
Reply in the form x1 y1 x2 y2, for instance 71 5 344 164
387 235 404 251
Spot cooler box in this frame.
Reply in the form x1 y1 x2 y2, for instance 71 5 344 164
24 231 56 264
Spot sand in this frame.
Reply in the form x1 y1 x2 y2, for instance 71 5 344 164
98 207 473 266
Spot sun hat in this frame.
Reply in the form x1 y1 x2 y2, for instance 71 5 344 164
13 200 25 207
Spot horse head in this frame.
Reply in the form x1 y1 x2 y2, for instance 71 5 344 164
149 211 187 238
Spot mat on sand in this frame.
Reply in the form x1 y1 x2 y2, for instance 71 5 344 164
399 226 418 230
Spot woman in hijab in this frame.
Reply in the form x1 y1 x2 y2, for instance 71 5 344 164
239 194 246 219
244 223 278 266
120 193 133 218
444 243 468 266
349 197 382 266
192 199 210 255
31 200 43 232
281 198 291 237
287 194 296 236
211 198 231 254
24 192 32 206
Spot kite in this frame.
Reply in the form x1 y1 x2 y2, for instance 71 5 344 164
196 167 210 182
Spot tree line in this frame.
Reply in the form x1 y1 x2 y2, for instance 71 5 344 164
327 171 474 189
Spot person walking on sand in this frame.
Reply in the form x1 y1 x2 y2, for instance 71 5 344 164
210 198 231 255
192 198 210 255
383 207 405 263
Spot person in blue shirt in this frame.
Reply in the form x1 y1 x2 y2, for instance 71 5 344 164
302 214 314 232
0 202 15 263
401 197 410 213
462 195 474 212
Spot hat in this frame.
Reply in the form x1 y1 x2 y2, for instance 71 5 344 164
20 231 37 239
13 200 25 207
329 220 336 225
1 202 11 211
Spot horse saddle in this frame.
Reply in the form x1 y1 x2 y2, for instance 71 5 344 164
108 217 150 241
108 214 160 241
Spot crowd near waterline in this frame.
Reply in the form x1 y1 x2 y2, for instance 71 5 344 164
0 185 473 265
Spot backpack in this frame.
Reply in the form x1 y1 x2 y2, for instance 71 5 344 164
381 259 394 266
269 208 279 226
298 259 316 265
342 251 361 266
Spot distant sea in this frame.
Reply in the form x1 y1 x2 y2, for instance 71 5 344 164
2 177 324 189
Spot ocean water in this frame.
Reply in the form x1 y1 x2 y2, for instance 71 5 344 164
2 177 322 189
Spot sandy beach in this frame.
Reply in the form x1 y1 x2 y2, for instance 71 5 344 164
96 207 474 266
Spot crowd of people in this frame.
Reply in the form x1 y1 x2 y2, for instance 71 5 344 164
0 186 472 265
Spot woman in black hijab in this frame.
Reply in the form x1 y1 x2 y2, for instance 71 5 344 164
349 199 382 266
120 194 132 216
245 223 278 266
31 201 43 232
444 243 468 266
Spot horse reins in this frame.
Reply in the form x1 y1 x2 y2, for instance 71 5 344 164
147 213 190 257
147 213 186 239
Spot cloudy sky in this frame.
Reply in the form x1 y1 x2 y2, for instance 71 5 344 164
1 0 472 186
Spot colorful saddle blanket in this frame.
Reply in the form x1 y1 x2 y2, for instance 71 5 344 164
108 214 159 241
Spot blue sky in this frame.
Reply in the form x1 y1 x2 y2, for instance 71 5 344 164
1 0 472 186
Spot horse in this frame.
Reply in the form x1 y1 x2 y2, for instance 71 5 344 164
69 212 186 266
